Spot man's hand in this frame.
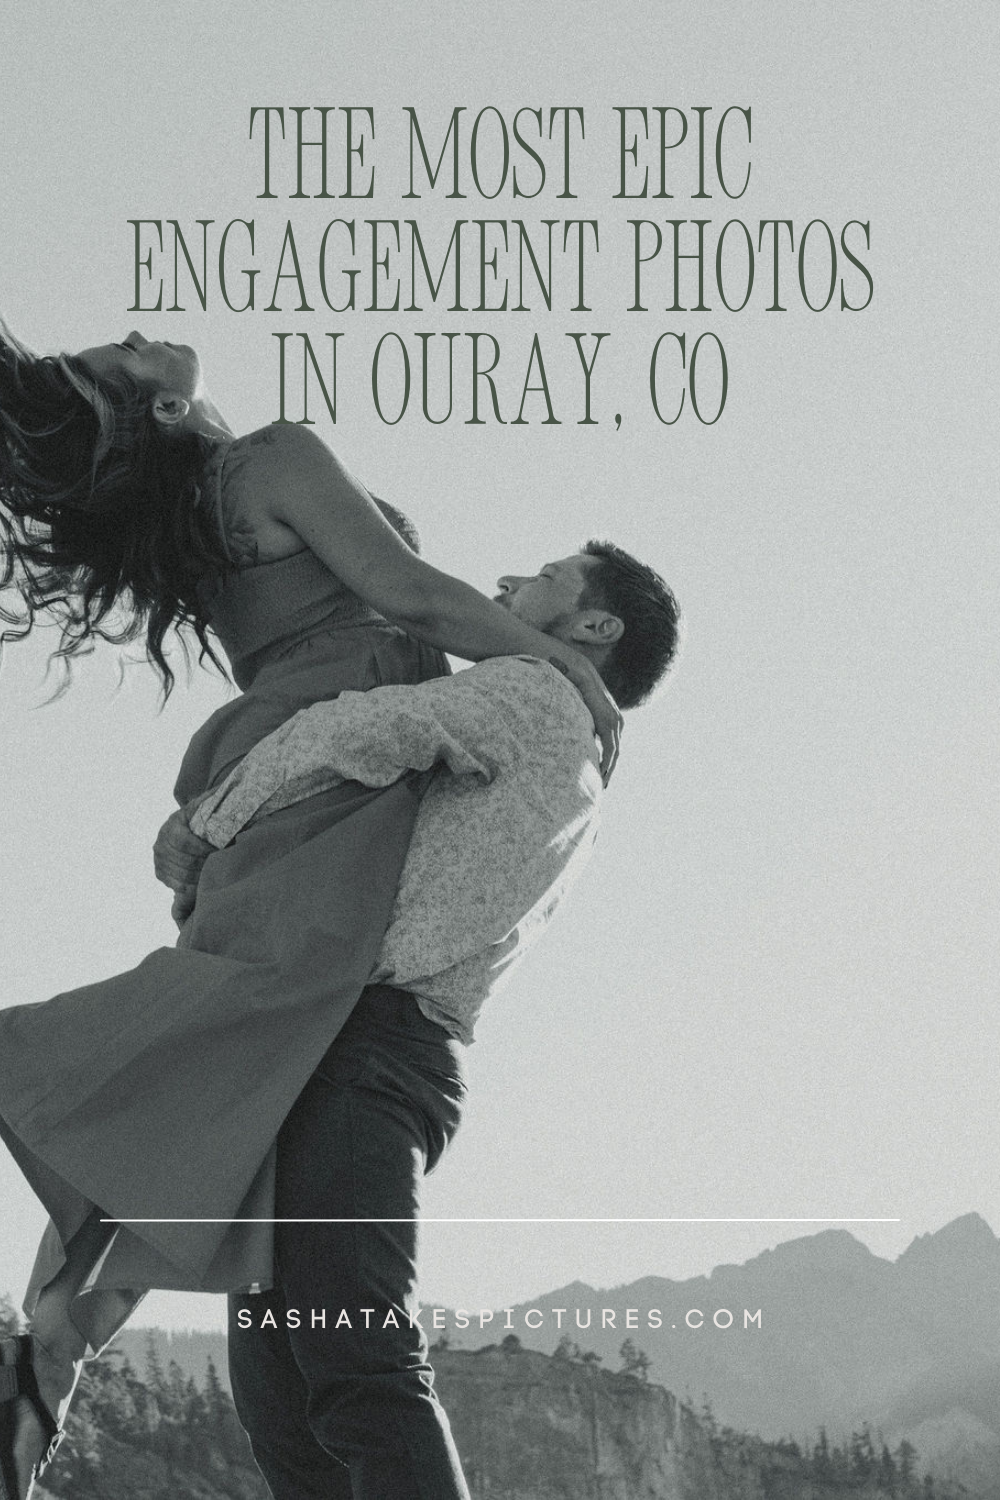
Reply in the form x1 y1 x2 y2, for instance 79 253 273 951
154 804 214 927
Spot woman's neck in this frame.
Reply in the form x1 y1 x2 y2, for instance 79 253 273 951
189 394 235 440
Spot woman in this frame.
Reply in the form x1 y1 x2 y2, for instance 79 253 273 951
0 327 621 1497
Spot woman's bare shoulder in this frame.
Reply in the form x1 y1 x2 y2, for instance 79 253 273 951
236 423 333 466
224 423 341 498
220 425 331 560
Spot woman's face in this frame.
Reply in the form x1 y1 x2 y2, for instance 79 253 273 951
76 331 202 401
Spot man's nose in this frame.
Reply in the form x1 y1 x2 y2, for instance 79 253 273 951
496 574 524 593
127 330 147 347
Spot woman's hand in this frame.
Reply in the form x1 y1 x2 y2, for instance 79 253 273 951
153 803 214 925
551 650 623 784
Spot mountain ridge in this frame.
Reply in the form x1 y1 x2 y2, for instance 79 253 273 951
102 1213 998 1498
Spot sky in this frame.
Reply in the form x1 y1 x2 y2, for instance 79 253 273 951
1 1 997 1333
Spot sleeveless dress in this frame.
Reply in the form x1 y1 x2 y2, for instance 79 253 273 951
0 436 447 1353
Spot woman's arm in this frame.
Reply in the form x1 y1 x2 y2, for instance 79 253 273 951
237 425 622 780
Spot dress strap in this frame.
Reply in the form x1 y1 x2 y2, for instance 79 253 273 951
198 439 238 564
200 437 260 567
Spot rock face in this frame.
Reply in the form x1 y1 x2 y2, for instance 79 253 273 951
435 1214 1000 1497
435 1345 807 1500
437 1346 692 1500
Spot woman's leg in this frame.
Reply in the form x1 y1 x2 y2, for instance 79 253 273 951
12 1211 115 1495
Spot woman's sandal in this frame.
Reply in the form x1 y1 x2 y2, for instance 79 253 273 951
0 1335 64 1500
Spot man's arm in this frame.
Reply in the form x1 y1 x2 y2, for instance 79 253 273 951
187 666 514 851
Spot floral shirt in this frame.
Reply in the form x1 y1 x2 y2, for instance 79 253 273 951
190 657 603 1042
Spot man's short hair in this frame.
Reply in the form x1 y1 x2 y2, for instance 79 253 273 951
580 540 681 710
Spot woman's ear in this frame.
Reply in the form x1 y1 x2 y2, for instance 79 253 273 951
151 392 191 430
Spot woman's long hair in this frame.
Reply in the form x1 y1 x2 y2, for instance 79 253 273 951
0 325 233 695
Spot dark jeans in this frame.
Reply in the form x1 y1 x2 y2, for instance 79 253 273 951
227 985 470 1500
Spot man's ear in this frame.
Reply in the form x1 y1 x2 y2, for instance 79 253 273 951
151 392 191 430
569 610 624 647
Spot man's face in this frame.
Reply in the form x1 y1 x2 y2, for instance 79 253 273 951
494 554 598 633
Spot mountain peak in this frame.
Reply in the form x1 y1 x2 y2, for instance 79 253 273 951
742 1228 878 1274
899 1213 999 1265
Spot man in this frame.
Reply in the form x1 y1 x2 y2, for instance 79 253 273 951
155 540 680 1500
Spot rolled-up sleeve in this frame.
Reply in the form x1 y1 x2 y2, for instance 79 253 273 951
190 671 503 849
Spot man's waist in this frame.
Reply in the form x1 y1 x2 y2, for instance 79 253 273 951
351 981 469 1047
354 982 426 1027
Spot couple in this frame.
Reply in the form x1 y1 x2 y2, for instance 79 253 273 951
0 324 679 1499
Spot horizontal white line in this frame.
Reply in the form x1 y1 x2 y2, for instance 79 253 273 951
102 1216 902 1225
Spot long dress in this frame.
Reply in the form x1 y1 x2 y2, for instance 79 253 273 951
0 436 447 1353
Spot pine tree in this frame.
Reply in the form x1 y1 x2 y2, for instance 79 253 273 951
144 1329 167 1396
166 1357 188 1415
812 1426 832 1480
204 1356 228 1423
203 1352 250 1466
0 1294 20 1336
878 1441 898 1493
618 1338 651 1381
850 1423 876 1482
895 1437 917 1489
